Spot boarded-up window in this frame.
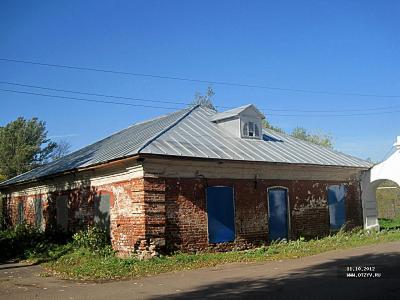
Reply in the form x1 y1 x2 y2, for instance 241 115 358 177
56 195 68 231
17 201 24 224
94 194 110 233
206 186 235 243
34 198 43 228
328 185 346 231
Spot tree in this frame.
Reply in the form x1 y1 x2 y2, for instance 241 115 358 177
291 126 333 149
0 117 58 179
50 139 71 161
191 86 216 110
262 119 285 133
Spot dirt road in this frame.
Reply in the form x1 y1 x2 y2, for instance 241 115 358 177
1 241 399 300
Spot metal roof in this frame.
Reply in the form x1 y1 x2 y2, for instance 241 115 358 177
0 108 192 186
209 104 264 122
0 105 371 187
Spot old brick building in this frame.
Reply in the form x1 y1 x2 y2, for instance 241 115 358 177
0 104 371 256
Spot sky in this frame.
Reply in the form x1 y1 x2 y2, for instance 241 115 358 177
0 1 399 162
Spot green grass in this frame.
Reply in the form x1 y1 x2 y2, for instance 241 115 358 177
379 217 400 230
36 229 400 280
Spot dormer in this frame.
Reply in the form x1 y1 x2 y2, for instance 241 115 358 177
210 104 265 139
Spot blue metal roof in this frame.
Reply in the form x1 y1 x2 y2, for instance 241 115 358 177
0 105 371 187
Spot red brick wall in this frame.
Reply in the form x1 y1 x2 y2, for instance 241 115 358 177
5 177 168 256
5 179 146 256
165 178 208 252
5 175 363 255
6 194 45 227
165 178 363 252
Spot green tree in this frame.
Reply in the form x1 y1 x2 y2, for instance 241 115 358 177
0 117 57 179
0 174 6 182
191 86 216 110
291 126 333 149
262 119 285 133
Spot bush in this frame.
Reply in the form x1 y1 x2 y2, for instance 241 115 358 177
0 223 73 262
0 223 47 261
72 226 110 251
0 196 3 230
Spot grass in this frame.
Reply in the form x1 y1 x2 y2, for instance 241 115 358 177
379 217 400 230
34 229 400 280
3 224 400 281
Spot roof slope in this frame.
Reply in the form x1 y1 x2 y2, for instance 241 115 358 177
141 106 371 168
0 105 371 187
209 104 264 122
0 107 192 186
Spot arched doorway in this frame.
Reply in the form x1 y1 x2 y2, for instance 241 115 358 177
361 136 400 230
376 180 400 229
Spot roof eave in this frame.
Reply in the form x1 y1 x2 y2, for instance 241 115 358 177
0 153 142 190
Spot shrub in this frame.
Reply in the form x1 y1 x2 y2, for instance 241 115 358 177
0 223 46 261
72 226 110 251
0 223 74 262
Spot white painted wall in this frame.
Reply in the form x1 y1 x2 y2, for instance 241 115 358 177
4 161 144 197
216 117 240 138
361 136 400 230
213 105 264 139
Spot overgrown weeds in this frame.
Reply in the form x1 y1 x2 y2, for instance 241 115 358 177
379 217 400 230
0 223 58 262
0 223 108 263
43 228 400 280
72 226 110 252
2 224 400 280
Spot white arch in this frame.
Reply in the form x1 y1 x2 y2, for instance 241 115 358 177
361 136 400 230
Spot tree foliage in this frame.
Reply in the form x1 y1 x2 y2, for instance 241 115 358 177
50 140 71 161
291 126 334 149
0 117 59 180
262 119 285 134
191 86 216 110
262 120 333 148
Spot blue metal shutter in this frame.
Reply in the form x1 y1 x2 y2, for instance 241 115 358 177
268 188 289 241
206 186 235 243
328 185 346 230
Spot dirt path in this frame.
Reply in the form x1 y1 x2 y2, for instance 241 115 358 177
1 241 400 300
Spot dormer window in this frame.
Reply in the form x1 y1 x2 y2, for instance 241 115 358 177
210 104 265 140
243 121 260 138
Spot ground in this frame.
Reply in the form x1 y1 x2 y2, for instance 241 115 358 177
1 241 399 300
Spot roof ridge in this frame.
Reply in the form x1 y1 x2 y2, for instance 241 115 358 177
137 105 199 154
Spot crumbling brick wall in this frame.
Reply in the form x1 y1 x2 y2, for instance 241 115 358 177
3 177 167 257
6 194 45 227
165 178 363 252
4 175 362 255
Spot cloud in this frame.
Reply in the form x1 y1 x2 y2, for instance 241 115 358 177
48 133 79 139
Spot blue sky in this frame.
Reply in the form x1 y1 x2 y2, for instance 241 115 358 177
0 1 399 162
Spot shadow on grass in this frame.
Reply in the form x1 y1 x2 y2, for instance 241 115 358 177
0 242 72 266
150 252 400 300
0 226 72 264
